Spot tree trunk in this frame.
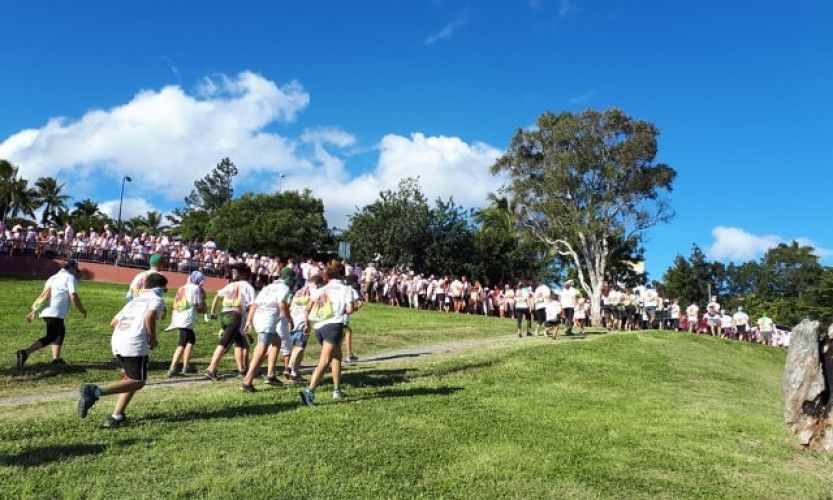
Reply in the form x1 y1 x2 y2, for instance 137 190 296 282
783 320 833 451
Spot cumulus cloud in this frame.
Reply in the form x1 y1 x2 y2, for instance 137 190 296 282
283 132 503 228
708 226 832 261
98 198 159 221
0 72 504 230
0 71 311 200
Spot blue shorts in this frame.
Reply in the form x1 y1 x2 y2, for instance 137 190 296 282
257 330 277 345
290 329 308 349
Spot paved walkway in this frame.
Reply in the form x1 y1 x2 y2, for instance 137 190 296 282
0 334 574 407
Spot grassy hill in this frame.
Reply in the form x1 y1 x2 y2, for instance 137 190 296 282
1 277 831 498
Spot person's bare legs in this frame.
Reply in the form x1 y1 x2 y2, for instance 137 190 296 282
289 346 305 375
266 342 279 378
233 347 246 372
243 342 268 386
206 345 227 373
181 343 194 367
51 343 63 360
169 346 184 371
330 344 342 391
308 342 336 391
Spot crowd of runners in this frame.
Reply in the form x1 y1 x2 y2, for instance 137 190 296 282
8 240 792 428
13 255 362 428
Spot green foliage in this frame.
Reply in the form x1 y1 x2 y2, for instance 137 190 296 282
69 198 112 233
207 190 331 257
169 208 211 242
345 177 432 268
33 176 70 227
184 157 239 213
492 109 676 317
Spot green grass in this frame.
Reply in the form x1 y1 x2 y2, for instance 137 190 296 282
1 277 832 498
0 277 509 397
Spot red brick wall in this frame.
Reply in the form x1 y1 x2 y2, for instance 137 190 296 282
0 255 229 291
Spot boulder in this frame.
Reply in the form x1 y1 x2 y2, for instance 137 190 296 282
783 320 833 451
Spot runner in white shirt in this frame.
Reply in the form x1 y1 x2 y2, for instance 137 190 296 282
757 313 775 345
205 265 257 380
164 271 206 377
706 296 721 336
732 307 749 341
574 297 588 335
533 282 551 336
686 303 699 333
642 285 659 327
300 261 354 406
78 273 167 428
343 274 364 363
545 297 562 338
720 310 734 338
18 260 87 368
669 299 681 331
560 280 579 336
240 278 292 392
514 281 533 337
286 276 322 381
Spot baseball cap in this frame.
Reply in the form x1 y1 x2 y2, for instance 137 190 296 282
148 254 162 268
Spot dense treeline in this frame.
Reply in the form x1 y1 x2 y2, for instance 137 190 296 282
658 243 832 326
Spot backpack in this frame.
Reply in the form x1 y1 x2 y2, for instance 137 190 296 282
308 291 335 322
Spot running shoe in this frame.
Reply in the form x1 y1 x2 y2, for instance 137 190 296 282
240 383 256 393
204 370 220 381
264 376 282 386
51 358 66 365
299 388 315 407
348 354 359 363
16 350 27 369
77 383 99 418
102 415 129 428
287 373 305 384
182 363 197 374
332 389 345 400
166 369 179 378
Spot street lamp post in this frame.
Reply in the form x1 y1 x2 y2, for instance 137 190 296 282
117 175 132 236
278 173 286 193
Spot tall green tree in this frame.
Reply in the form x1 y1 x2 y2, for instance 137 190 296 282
344 177 431 269
208 190 331 257
492 109 677 321
34 176 70 227
72 198 100 217
658 244 724 306
6 177 41 221
0 159 18 221
423 198 475 277
184 157 239 213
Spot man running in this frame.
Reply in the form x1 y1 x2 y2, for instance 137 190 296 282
126 253 163 302
77 273 167 428
733 306 749 341
514 281 533 337
18 260 87 368
205 265 257 379
533 281 551 336
686 302 699 333
560 280 578 336
164 271 206 377
240 276 293 392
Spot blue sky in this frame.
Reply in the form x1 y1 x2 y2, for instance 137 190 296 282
1 1 831 277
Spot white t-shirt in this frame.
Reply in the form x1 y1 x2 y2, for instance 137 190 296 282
757 317 775 333
707 301 720 315
720 314 733 328
111 291 165 357
252 282 291 335
217 280 257 313
560 287 578 309
168 283 203 330
127 270 161 302
686 304 699 320
670 304 681 319
515 287 531 309
545 300 562 322
534 285 551 310
311 279 353 330
450 280 463 298
643 289 658 307
733 312 749 327
289 284 316 329
39 269 78 319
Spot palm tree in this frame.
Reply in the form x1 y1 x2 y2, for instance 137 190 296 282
142 211 167 233
0 159 20 222
72 198 100 217
34 176 70 227
7 178 41 221
474 194 517 234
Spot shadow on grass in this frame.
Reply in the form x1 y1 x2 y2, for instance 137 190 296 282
361 352 427 363
0 439 137 467
1 360 173 380
425 358 501 378
350 386 464 402
341 368 418 388
144 401 299 423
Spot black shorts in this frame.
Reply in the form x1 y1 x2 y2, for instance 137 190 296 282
315 323 344 346
118 355 149 381
514 308 531 320
436 293 446 305
219 311 248 349
39 317 66 346
178 328 196 347
534 308 547 324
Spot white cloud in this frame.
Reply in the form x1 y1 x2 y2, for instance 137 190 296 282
424 17 469 45
0 72 504 231
708 226 832 261
283 132 504 229
0 71 311 201
98 198 158 221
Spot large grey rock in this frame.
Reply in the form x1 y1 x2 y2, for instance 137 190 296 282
783 320 833 451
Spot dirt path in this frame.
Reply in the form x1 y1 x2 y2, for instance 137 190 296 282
0 334 570 407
